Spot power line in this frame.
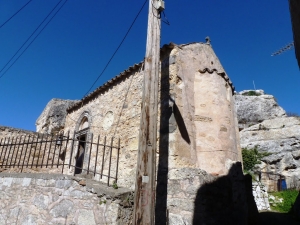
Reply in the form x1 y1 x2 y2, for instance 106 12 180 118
83 0 148 98
0 0 63 75
0 0 68 79
0 0 33 29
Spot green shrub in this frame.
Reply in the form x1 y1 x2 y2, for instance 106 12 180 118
112 181 118 189
242 146 270 171
242 91 261 96
269 190 299 213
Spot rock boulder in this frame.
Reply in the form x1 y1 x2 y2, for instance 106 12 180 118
36 99 78 134
235 90 286 130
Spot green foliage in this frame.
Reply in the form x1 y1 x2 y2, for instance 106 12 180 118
269 190 299 213
99 199 107 205
242 146 271 171
242 91 261 96
112 181 118 189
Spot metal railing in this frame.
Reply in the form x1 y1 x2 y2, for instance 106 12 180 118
0 131 120 186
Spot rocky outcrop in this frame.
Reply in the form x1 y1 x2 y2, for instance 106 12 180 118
235 90 300 191
240 116 300 191
235 90 286 131
36 99 78 134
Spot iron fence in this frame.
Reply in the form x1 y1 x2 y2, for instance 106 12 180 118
0 131 120 186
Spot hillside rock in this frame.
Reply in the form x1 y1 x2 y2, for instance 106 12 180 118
235 90 286 130
36 99 79 134
240 117 300 191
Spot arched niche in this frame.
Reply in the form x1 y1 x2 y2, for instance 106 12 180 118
79 117 89 130
75 111 92 132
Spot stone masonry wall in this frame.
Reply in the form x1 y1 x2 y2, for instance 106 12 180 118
0 173 133 225
0 126 38 140
64 67 143 189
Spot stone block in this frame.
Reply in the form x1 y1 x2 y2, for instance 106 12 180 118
55 180 72 189
33 194 49 210
50 199 73 218
22 178 32 187
77 209 96 225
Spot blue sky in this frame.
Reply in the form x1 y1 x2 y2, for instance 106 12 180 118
0 0 299 131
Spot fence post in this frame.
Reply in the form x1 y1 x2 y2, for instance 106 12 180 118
87 133 94 174
4 137 14 168
31 135 39 168
0 137 7 164
107 137 114 186
56 135 64 168
115 138 120 184
17 136 25 167
94 135 100 176
12 136 23 167
46 134 54 168
21 135 31 172
61 131 70 174
9 136 18 167
36 133 44 167
41 134 49 168
69 132 76 169
100 136 107 179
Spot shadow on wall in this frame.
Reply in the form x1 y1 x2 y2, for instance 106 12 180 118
155 51 171 225
155 49 192 224
193 162 259 225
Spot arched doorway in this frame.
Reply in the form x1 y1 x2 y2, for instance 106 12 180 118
75 116 89 174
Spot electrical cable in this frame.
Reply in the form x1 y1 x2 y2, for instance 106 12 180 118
162 11 170 25
82 0 148 98
0 0 63 75
0 0 33 29
0 0 68 79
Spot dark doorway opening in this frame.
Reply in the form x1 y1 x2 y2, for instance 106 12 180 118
75 134 86 174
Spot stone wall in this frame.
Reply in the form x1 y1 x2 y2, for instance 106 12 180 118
64 66 143 189
0 165 258 225
0 126 38 140
0 173 133 225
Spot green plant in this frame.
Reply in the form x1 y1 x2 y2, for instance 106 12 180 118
112 181 118 189
242 91 261 96
99 199 107 205
242 146 271 171
269 190 299 213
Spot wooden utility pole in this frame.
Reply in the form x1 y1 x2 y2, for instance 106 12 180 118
133 0 164 224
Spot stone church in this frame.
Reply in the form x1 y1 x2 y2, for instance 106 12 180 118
0 41 251 224
36 41 241 190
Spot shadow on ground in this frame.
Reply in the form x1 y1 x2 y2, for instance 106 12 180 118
259 211 299 225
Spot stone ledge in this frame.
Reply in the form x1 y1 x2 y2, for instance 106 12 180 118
0 172 132 198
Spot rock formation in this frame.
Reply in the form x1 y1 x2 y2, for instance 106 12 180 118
36 99 79 134
236 90 300 191
235 90 286 131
